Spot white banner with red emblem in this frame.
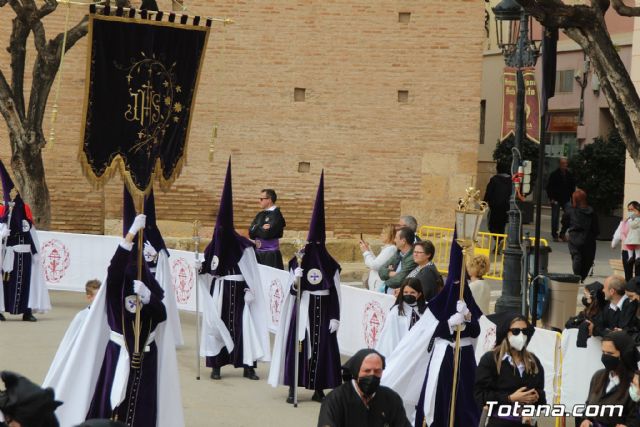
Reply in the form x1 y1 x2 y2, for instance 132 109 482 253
36 230 414 356
336 286 395 356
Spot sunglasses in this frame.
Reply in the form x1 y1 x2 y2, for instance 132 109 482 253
509 327 531 336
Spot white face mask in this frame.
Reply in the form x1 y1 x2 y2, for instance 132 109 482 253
630 384 640 402
508 333 527 351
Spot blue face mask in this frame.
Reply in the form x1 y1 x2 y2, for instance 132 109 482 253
630 384 640 402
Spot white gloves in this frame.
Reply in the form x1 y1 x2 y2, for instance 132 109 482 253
0 224 9 239
294 267 303 278
244 289 255 305
457 300 469 316
195 259 203 271
329 319 340 334
133 280 151 305
447 312 466 334
128 214 146 236
143 241 158 262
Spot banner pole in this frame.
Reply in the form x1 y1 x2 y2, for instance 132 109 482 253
133 195 144 366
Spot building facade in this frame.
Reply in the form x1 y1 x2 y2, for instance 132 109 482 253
0 0 485 235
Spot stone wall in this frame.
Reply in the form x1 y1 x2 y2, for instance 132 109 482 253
0 0 485 236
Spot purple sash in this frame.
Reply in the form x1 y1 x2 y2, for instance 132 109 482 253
256 238 280 252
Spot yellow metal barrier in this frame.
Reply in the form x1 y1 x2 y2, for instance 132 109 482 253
417 226 548 280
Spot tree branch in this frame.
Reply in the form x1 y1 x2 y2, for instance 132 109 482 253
26 15 88 139
9 16 29 120
36 0 57 19
611 0 640 16
518 0 596 27
0 68 26 146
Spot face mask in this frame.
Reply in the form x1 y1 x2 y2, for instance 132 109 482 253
357 375 380 397
601 354 620 371
403 295 417 305
629 212 637 219
508 333 527 351
582 297 590 307
630 384 640 402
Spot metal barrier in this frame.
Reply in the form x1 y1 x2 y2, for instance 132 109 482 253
417 226 548 280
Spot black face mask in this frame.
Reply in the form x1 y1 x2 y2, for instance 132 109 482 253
582 297 590 307
402 295 417 305
601 354 620 371
357 375 381 397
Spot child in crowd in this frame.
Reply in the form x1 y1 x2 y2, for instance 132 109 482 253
467 254 491 314
43 279 102 386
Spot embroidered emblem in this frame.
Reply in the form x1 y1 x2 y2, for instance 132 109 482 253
211 255 219 271
307 268 323 285
125 295 140 313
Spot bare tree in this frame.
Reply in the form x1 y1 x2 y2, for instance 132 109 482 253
519 0 640 172
0 0 128 228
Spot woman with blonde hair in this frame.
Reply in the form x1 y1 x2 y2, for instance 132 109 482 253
475 313 545 426
359 224 398 291
467 254 491 314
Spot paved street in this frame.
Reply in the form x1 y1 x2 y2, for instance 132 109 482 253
0 210 622 426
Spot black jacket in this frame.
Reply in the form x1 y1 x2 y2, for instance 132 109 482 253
592 297 639 337
546 168 576 205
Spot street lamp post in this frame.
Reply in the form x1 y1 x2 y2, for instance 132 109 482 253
492 0 540 314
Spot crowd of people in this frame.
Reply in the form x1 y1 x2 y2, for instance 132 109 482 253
5 156 640 427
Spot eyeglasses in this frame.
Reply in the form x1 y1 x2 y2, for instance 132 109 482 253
509 327 530 336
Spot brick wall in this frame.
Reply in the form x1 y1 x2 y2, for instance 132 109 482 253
0 0 485 236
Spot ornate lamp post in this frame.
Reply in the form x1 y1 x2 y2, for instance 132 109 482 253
448 187 487 427
492 0 539 314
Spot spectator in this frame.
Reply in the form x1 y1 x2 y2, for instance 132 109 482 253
375 278 426 358
317 349 411 427
565 281 606 347
0 371 62 427
561 189 599 281
484 162 512 235
359 224 398 291
591 275 638 337
625 370 640 427
377 227 417 294
546 157 576 242
579 331 638 427
474 312 545 427
397 215 421 242
467 254 491 314
612 201 640 281
406 240 441 301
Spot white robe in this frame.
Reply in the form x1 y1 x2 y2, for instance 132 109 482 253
374 303 420 358
0 226 51 313
198 247 271 365
42 262 184 426
156 250 184 346
267 270 342 387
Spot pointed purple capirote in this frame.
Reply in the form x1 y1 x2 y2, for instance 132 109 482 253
203 158 252 275
307 170 326 244
122 186 168 256
0 159 14 208
427 229 483 330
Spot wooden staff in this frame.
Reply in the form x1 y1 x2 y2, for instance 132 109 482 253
448 243 472 427
293 242 305 408
132 195 144 368
193 220 201 380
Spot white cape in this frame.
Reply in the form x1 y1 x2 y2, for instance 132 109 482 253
43 272 184 427
0 227 51 313
198 247 271 365
374 303 417 359
267 270 341 387
381 309 439 424
156 250 184 346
